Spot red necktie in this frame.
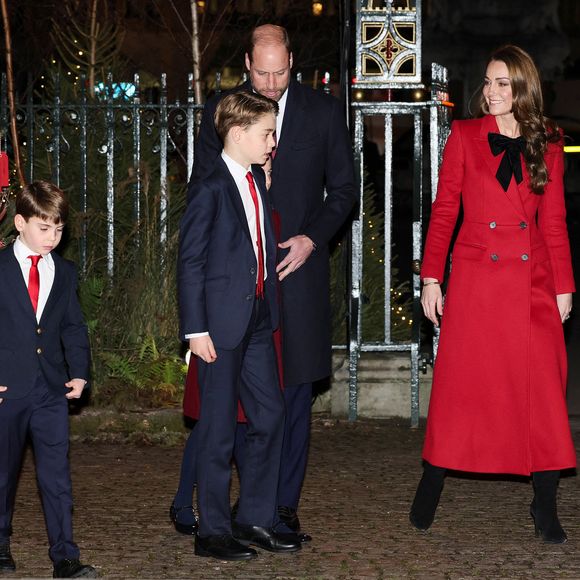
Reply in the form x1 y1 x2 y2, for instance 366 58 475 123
27 255 42 313
245 172 265 299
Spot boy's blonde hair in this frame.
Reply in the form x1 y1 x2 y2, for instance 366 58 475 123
214 91 278 143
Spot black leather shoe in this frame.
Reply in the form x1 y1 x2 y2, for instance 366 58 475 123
0 543 15 572
195 534 258 561
278 506 312 542
232 522 301 553
278 505 300 531
169 502 198 535
53 559 97 578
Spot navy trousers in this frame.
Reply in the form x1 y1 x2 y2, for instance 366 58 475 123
0 375 79 563
196 298 285 537
174 423 247 511
276 382 312 509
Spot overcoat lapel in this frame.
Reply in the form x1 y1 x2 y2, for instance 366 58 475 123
475 115 526 219
271 80 304 172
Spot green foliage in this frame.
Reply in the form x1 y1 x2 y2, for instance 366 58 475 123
20 57 189 409
0 189 16 248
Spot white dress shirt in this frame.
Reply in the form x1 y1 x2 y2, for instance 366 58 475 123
13 237 55 323
185 151 268 340
275 88 288 147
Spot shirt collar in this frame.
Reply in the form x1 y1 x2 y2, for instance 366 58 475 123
221 151 253 186
14 236 54 268
278 88 288 116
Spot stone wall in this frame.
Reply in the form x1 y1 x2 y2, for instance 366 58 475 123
313 352 433 420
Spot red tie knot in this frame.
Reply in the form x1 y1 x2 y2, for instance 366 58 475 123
29 255 42 267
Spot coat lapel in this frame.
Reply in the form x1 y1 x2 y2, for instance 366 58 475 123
475 115 526 218
217 157 253 244
271 80 303 171
0 244 37 320
40 253 65 324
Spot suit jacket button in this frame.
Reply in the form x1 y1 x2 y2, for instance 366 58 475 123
520 221 527 229
36 327 42 335
489 221 497 229
521 254 529 261
490 253 499 262
250 267 256 275
246 294 253 300
36 347 42 355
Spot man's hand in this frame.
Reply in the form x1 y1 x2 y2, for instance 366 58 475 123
276 235 315 281
189 335 217 364
0 385 7 404
65 378 86 399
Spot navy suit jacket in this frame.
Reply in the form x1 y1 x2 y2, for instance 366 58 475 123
0 245 90 399
191 80 357 384
178 157 279 350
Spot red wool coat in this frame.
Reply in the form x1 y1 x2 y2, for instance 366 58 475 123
421 115 576 475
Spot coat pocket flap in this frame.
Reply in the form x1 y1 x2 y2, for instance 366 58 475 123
451 242 487 261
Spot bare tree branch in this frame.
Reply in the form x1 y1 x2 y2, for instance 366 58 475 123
0 0 25 188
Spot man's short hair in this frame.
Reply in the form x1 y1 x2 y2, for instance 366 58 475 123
246 24 291 62
16 180 69 224
214 91 278 143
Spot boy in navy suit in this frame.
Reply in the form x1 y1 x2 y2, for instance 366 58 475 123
178 92 300 561
0 182 95 578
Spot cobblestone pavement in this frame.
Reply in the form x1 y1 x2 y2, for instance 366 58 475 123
7 415 580 579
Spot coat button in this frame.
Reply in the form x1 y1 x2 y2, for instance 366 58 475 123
489 221 497 229
36 327 42 335
521 254 529 261
250 267 256 275
36 347 42 354
490 253 499 262
246 294 253 301
519 221 527 229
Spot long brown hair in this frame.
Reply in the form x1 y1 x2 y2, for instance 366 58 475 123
477 45 560 194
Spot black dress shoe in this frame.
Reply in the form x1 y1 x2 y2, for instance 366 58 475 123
278 505 300 531
53 559 97 578
195 534 258 561
278 506 312 542
0 543 15 572
232 522 301 553
169 502 198 535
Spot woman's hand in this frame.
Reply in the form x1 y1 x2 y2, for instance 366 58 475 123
556 293 572 323
421 278 443 327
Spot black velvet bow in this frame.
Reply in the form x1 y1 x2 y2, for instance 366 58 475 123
488 132 526 192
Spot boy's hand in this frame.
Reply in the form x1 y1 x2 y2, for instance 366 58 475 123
0 385 6 404
189 335 217 364
65 378 87 399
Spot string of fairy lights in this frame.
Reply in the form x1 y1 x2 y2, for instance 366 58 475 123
363 203 413 333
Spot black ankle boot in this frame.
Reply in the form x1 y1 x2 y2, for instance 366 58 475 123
531 470 567 544
409 461 446 531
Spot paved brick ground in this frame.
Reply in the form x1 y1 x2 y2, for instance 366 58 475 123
6 415 580 579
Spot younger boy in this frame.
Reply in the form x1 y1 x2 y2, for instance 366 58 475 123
178 92 300 560
0 181 95 578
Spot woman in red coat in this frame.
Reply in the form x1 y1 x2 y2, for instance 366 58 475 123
410 45 575 543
